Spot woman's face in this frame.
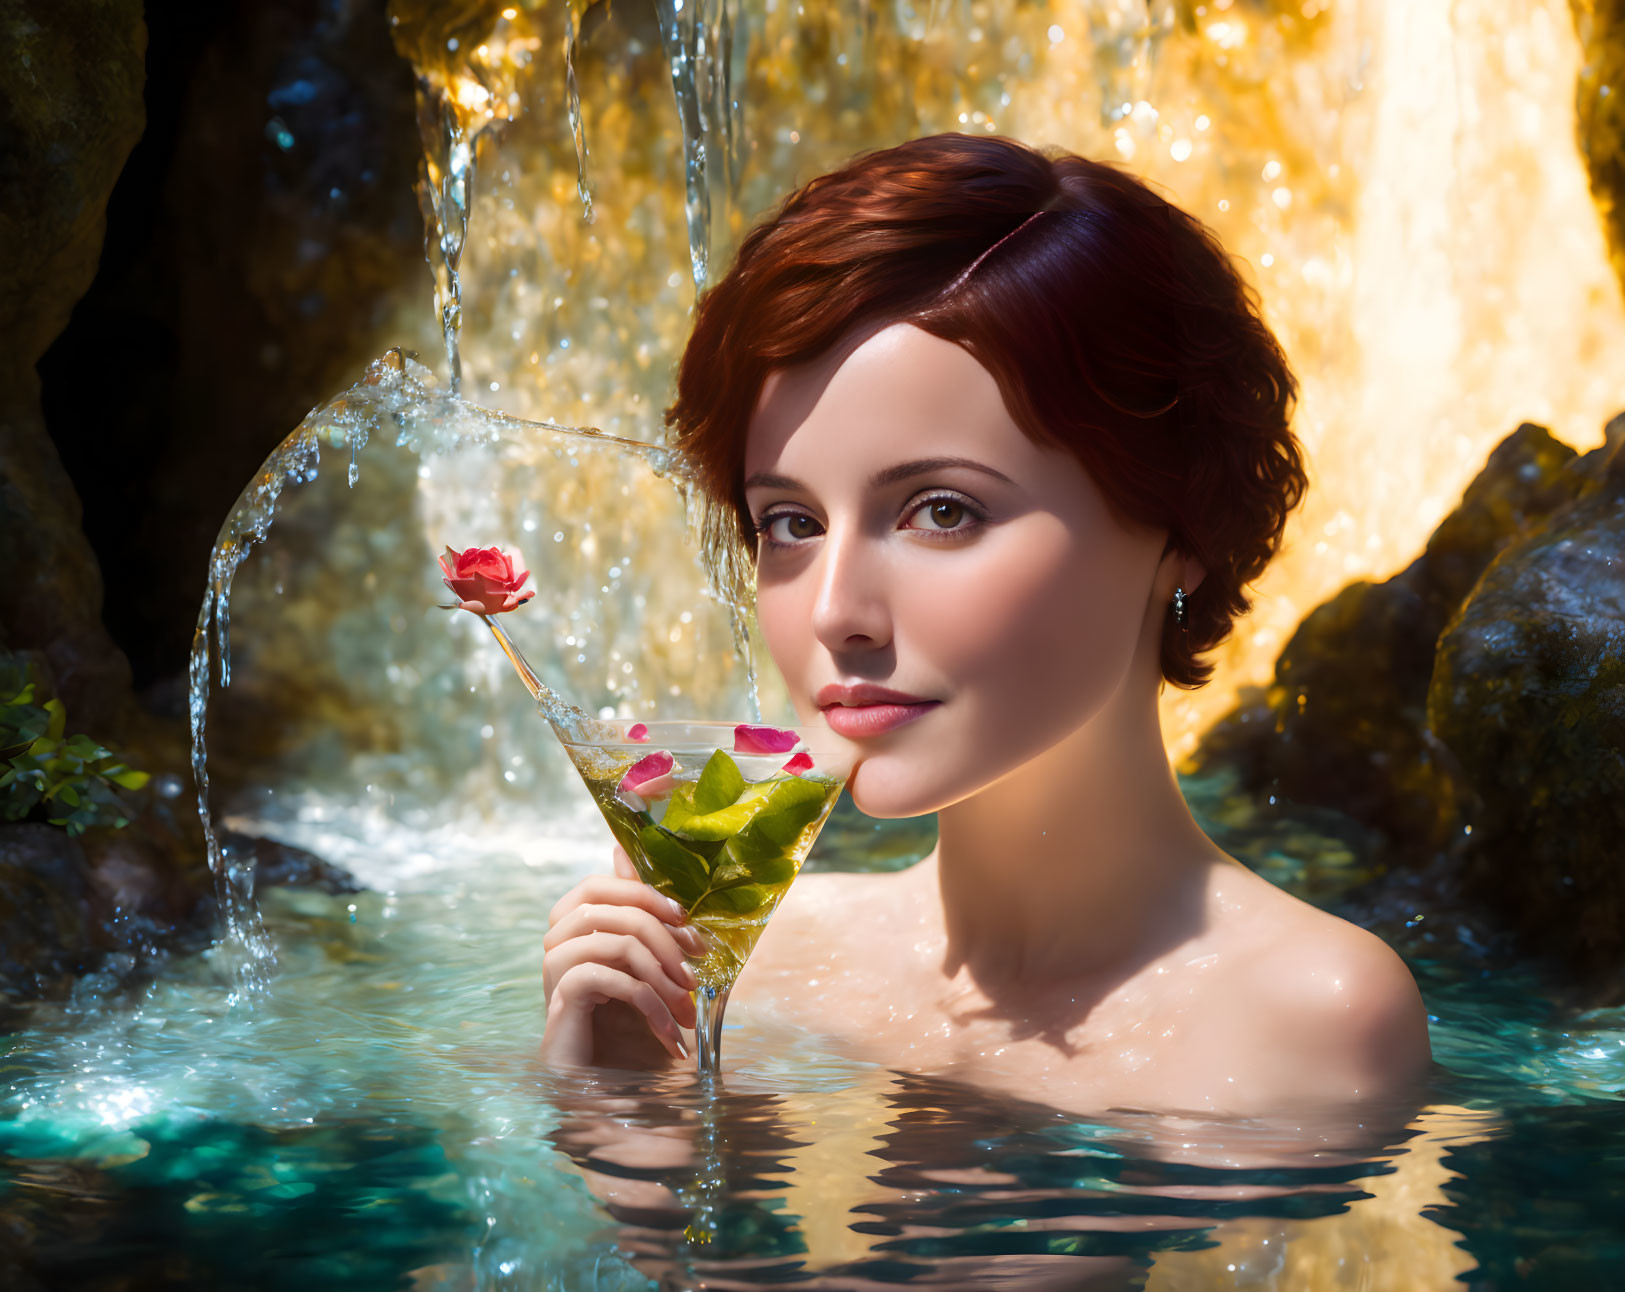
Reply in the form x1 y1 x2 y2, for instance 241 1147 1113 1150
744 320 1172 818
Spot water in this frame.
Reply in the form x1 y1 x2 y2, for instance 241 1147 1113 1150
5 780 1624 1287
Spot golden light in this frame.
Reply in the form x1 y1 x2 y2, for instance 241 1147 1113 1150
386 0 1624 759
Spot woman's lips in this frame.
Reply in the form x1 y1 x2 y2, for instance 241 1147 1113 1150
820 701 940 738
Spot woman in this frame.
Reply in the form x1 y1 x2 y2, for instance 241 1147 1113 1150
539 133 1432 1118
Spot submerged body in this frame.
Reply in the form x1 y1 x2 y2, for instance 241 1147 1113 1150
741 848 1430 1120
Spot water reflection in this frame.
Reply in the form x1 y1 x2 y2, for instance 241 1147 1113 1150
537 1063 1488 1289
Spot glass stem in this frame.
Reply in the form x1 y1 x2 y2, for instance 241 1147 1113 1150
693 982 730 1074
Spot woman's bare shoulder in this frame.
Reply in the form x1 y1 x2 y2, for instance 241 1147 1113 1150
1223 873 1433 1106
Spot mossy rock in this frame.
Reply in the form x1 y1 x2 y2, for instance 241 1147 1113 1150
1191 414 1625 999
1428 434 1625 995
1191 421 1583 860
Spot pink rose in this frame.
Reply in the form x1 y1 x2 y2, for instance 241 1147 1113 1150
627 723 650 743
733 724 800 755
438 544 535 614
781 751 814 777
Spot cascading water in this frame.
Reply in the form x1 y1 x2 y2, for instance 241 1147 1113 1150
384 0 1625 768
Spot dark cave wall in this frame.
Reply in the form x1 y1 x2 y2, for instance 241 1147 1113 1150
34 0 425 703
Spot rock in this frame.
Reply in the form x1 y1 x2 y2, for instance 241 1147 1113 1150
0 824 96 1018
0 0 146 735
219 827 362 896
1575 0 1625 294
38 0 424 691
1428 419 1625 996
1 649 361 1016
1190 414 1625 999
0 3 400 1012
1192 422 1582 858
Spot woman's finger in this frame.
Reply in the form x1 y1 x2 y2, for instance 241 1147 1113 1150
544 901 706 971
549 874 689 930
611 842 638 882
545 962 689 1062
544 931 697 1028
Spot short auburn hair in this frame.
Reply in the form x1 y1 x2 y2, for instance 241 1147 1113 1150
664 132 1307 689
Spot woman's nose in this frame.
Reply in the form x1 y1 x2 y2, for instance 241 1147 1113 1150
810 524 892 652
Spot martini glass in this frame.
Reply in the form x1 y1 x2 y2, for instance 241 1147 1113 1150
475 615 853 1073
557 717 853 1074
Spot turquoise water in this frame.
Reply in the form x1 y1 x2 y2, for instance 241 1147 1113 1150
3 774 1623 1289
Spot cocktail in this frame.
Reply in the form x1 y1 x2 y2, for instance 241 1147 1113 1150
556 718 853 1071
436 543 854 1073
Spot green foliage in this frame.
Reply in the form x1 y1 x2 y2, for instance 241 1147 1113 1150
639 755 833 917
0 668 150 837
692 748 745 814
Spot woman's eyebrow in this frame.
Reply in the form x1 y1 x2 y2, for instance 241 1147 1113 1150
743 456 1017 492
871 456 1017 488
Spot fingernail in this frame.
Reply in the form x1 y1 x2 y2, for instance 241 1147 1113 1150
675 1035 690 1060
662 897 687 923
677 961 698 988
680 928 706 955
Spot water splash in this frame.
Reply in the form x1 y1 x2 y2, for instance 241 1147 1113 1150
564 0 594 224
184 349 754 988
190 412 330 998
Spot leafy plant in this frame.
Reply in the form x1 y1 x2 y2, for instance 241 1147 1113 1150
633 749 831 917
0 678 150 836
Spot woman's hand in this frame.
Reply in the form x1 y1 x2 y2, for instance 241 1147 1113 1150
541 843 703 1068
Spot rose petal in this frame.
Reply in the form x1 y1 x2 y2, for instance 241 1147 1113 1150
781 751 814 776
457 549 496 580
457 546 513 581
619 750 676 796
733 723 800 755
627 723 649 743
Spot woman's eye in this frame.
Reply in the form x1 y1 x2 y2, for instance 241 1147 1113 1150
903 496 978 533
760 513 823 545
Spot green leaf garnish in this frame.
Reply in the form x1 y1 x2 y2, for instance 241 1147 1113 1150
692 748 745 814
638 824 712 904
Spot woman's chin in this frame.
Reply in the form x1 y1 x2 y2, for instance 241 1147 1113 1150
846 762 947 820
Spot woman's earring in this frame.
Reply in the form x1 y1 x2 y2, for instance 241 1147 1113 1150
1172 586 1187 630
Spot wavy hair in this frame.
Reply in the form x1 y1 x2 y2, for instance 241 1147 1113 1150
665 132 1307 688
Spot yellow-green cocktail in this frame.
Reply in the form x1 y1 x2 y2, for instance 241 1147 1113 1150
558 719 853 1071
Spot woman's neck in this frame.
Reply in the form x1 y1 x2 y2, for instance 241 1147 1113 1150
927 679 1222 991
